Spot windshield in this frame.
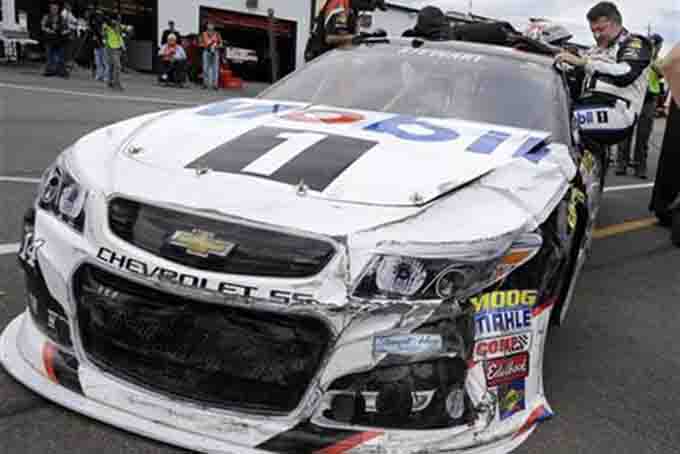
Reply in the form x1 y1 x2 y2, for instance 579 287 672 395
261 43 562 133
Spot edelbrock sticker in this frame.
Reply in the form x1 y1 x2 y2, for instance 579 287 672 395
484 353 529 387
373 334 443 356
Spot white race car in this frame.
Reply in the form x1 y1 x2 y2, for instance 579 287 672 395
2 38 610 454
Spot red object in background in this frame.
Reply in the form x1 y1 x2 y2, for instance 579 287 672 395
220 65 243 89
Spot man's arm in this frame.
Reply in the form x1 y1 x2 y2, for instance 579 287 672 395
587 36 652 87
660 43 680 105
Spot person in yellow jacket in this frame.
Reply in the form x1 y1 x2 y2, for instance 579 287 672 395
103 16 124 91
616 33 664 178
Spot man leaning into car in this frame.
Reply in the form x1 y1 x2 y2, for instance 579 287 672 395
555 2 652 148
305 0 358 61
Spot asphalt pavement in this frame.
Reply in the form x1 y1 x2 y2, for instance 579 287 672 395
0 64 679 454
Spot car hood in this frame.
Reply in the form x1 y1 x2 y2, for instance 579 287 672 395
108 99 559 207
71 99 576 239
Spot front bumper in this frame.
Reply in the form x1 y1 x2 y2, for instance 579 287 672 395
1 205 555 454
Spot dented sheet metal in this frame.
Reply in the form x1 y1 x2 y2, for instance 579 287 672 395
1 41 603 454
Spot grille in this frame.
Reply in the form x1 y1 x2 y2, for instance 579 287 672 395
75 265 332 413
108 198 336 278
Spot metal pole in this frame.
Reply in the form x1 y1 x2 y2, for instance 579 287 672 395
268 8 279 83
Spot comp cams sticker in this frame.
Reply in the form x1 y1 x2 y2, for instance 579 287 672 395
473 332 532 361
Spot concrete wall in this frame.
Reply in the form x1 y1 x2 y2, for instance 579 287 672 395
158 0 312 71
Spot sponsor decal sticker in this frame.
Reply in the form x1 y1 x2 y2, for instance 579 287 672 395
498 380 526 420
398 47 484 63
284 110 365 124
373 334 443 356
575 109 609 126
567 188 586 231
581 150 595 174
475 307 531 338
484 352 529 387
96 247 317 305
473 332 532 361
470 289 538 314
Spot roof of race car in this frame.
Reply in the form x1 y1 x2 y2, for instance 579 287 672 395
357 37 557 68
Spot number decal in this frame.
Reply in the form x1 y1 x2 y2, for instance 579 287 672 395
241 132 327 176
186 127 378 191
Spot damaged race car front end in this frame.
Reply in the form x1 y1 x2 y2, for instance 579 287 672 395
2 38 597 454
3 182 574 454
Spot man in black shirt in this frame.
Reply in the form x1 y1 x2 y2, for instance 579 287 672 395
161 21 181 45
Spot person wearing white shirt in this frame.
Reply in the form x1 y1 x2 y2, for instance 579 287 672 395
158 34 188 86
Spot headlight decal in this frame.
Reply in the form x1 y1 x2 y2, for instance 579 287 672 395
38 163 87 232
352 233 542 302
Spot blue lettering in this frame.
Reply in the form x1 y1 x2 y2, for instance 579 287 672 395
467 131 511 154
364 116 459 142
521 307 531 328
475 315 489 335
197 100 296 118
492 313 504 331
576 111 594 125
504 311 515 330
513 136 551 163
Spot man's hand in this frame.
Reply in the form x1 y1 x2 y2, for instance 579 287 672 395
555 51 587 67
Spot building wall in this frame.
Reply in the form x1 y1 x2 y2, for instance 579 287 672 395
158 0 312 71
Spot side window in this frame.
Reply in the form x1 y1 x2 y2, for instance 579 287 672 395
554 75 574 146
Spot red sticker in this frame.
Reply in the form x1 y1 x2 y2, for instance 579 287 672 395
285 110 364 124
484 352 529 387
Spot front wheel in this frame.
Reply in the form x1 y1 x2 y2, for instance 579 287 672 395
672 210 680 247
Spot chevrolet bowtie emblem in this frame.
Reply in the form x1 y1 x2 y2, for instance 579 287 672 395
169 229 235 258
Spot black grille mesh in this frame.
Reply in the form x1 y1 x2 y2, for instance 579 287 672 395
108 198 336 278
75 265 331 413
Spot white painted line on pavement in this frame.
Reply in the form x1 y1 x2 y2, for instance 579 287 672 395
0 82 196 106
0 243 20 256
604 182 655 193
0 176 41 184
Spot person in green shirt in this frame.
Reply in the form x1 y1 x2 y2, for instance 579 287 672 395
616 33 664 178
103 15 124 91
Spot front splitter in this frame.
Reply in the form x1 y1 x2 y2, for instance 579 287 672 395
0 312 269 454
1 312 540 454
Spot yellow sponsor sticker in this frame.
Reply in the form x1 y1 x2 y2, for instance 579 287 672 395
470 289 538 313
567 188 586 230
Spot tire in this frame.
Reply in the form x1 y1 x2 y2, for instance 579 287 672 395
656 210 672 228
672 210 680 247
